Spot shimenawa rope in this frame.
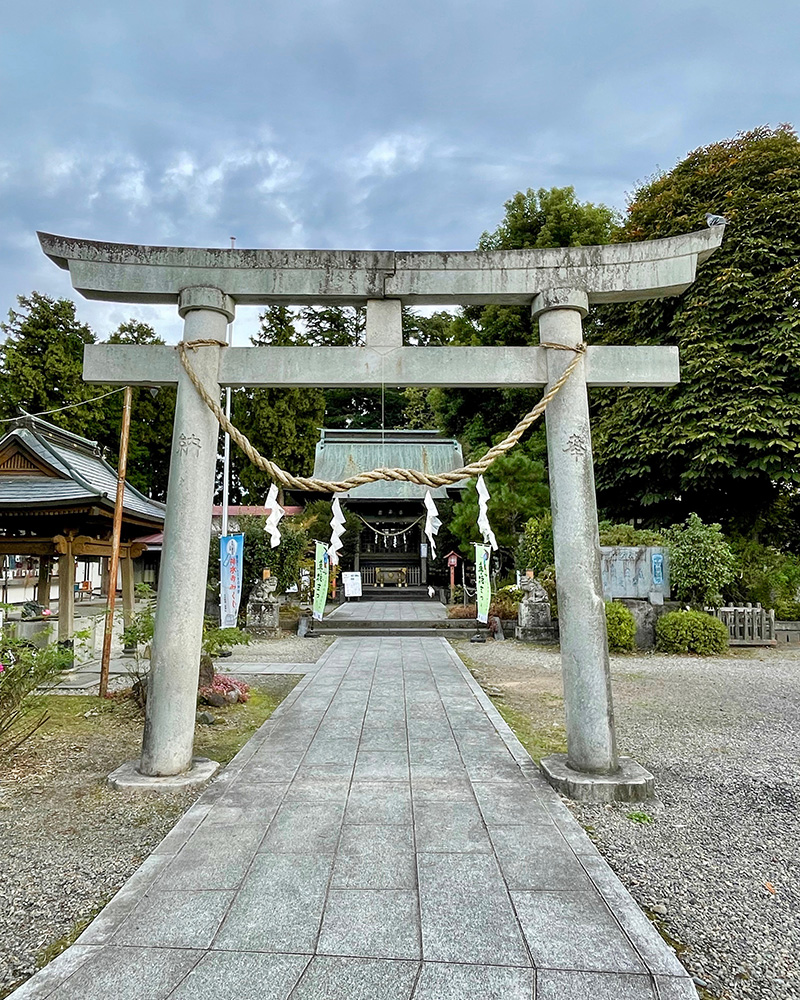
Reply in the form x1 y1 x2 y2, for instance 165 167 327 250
177 339 585 493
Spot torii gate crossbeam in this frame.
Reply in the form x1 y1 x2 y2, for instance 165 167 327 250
39 227 724 800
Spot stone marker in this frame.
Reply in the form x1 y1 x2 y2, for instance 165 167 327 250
246 574 280 638
516 577 558 643
39 225 724 798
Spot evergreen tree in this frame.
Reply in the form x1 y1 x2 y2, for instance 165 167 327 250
101 321 176 500
0 293 104 436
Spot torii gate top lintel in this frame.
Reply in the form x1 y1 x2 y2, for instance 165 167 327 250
37 226 723 308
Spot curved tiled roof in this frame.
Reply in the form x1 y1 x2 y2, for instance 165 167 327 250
0 416 165 526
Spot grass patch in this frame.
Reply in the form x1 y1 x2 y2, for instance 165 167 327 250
35 899 110 970
493 700 567 763
194 676 300 764
626 810 653 824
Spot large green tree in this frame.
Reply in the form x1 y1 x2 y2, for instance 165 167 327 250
101 321 176 500
0 293 104 436
430 186 618 454
588 126 800 535
448 451 550 576
0 299 179 500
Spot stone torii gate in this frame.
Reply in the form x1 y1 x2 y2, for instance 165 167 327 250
39 227 723 798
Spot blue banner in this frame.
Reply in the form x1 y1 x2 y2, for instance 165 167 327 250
220 533 245 627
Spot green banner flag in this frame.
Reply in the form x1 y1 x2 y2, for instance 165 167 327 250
475 543 491 624
313 541 330 621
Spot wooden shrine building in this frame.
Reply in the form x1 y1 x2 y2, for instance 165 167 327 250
0 416 166 639
311 429 465 595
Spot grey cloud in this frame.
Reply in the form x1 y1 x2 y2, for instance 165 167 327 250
1 0 797 346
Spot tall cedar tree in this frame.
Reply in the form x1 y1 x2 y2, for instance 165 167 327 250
588 126 800 536
0 297 174 499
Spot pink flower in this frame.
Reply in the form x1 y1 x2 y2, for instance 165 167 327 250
42 609 52 617
0 664 5 672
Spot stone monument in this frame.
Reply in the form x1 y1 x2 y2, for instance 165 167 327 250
245 571 280 638
39 224 724 799
516 577 558 643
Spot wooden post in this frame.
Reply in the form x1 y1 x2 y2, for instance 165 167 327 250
36 556 53 608
57 541 75 644
100 386 132 698
121 554 135 630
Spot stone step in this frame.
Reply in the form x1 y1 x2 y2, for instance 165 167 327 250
309 626 488 638
315 618 480 631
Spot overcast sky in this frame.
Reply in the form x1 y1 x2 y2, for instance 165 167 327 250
1 0 798 345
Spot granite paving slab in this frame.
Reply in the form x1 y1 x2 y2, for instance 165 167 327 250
10 637 695 1000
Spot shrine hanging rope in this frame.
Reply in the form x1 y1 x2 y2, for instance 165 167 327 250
177 340 586 494
356 513 425 537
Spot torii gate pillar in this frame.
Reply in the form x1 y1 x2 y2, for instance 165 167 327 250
534 290 625 791
140 289 232 778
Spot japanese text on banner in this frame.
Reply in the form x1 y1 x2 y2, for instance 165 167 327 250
220 534 245 628
313 541 330 621
474 543 491 624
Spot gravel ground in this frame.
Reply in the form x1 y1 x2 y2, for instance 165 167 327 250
455 639 800 1000
0 638 315 999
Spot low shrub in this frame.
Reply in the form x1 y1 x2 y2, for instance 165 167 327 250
198 674 250 705
0 631 74 751
605 602 636 652
655 610 728 655
447 599 519 620
773 599 800 621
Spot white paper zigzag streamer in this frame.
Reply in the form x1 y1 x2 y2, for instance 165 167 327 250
264 483 285 549
476 475 498 551
328 497 346 566
424 491 442 559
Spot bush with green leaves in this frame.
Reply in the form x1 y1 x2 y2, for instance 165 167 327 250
655 610 729 655
605 602 636 652
773 600 800 621
666 513 737 608
515 513 554 575
0 627 73 751
598 521 665 547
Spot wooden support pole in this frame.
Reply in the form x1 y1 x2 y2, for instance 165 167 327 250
100 386 132 698
36 556 53 608
57 541 75 644
121 555 135 630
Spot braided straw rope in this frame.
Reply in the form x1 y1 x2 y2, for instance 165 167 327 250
177 339 586 493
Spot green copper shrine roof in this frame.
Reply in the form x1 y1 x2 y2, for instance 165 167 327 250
313 429 466 500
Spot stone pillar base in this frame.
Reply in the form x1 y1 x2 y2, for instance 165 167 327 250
108 757 220 791
540 754 655 802
515 624 560 644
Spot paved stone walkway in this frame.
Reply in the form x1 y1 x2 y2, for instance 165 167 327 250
326 601 447 622
14 637 695 1000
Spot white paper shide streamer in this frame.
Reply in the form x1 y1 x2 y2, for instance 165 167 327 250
476 475 498 551
423 491 442 559
328 497 346 566
264 483 285 548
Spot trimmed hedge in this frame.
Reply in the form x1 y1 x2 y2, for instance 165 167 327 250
655 610 728 655
605 602 636 652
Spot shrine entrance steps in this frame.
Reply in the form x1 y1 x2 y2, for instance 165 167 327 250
314 600 487 639
359 585 440 603
13 637 693 1000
